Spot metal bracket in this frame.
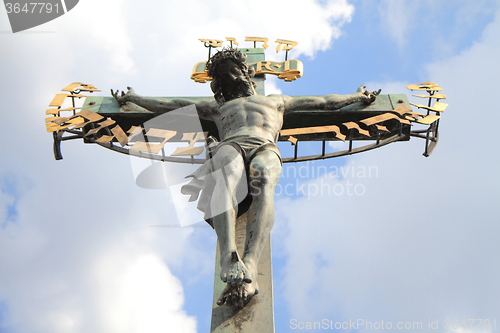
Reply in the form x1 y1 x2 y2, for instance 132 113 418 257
406 82 446 157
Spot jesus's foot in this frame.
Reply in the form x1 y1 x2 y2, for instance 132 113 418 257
242 258 259 298
216 280 259 307
220 251 252 287
217 256 259 307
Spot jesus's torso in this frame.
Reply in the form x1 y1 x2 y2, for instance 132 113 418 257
215 95 284 142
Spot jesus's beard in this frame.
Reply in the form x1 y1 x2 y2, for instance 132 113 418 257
220 78 254 103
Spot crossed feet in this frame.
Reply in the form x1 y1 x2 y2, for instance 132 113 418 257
217 251 259 307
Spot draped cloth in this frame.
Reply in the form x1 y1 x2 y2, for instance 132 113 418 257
180 135 281 227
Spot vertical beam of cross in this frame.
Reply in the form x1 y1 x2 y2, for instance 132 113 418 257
210 47 275 333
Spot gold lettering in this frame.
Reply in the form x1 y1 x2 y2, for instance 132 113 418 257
191 59 303 83
360 113 411 126
111 126 129 146
46 109 106 132
129 128 177 154
342 122 370 137
376 125 389 133
190 62 211 83
45 117 85 132
46 109 60 116
46 107 80 115
93 124 129 146
85 119 116 136
284 60 290 72
279 60 303 82
256 61 274 73
198 38 223 48
127 126 143 141
225 37 239 47
49 94 69 107
45 116 69 124
209 39 223 47
95 135 114 144
280 125 346 141
275 39 298 53
49 93 86 107
245 37 269 49
288 136 298 145
61 82 101 93
71 111 105 130
74 109 105 122
171 132 207 156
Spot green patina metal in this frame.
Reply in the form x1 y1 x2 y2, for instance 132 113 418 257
81 93 411 143
81 46 410 143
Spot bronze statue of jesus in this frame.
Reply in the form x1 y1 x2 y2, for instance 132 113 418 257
112 48 379 307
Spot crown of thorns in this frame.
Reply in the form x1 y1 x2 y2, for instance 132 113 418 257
206 48 249 78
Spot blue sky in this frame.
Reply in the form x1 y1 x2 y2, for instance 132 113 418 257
1 1 500 332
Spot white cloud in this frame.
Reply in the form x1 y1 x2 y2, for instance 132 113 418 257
0 153 200 332
51 0 136 77
93 253 196 333
264 75 283 95
377 0 419 48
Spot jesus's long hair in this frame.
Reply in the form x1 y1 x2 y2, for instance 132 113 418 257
206 48 256 106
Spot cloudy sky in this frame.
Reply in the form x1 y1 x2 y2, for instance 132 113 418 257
1 0 500 332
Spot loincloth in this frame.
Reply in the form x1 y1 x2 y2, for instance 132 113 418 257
180 135 281 227
215 135 282 168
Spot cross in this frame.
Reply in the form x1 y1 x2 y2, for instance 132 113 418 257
45 37 446 333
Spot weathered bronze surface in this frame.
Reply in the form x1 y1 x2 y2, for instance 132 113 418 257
210 212 274 332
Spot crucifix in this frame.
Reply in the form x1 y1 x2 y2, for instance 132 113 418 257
45 37 446 332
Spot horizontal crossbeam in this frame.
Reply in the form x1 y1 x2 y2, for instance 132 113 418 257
80 93 413 143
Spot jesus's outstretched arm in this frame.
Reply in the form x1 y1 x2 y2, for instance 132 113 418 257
111 86 218 120
277 85 380 114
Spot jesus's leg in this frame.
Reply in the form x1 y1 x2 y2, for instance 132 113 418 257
241 150 282 301
210 145 251 290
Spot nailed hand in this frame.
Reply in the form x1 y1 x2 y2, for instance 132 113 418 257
357 85 381 104
111 86 136 106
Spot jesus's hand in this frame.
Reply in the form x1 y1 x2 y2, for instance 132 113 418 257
111 86 137 106
357 85 381 104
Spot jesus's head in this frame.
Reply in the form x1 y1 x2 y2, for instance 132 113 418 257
207 48 256 106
